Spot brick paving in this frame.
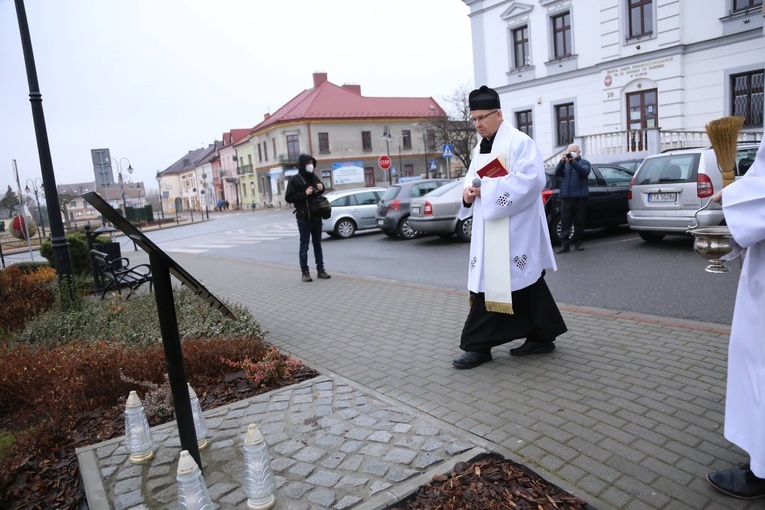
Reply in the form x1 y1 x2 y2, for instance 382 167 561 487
77 249 759 509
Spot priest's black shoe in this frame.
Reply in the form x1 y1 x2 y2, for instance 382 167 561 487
510 340 555 357
452 351 492 369
556 245 570 254
707 465 765 499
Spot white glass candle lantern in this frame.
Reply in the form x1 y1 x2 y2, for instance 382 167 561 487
124 390 154 463
242 423 276 510
188 384 209 449
176 450 214 510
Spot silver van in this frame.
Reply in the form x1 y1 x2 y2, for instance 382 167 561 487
627 143 759 242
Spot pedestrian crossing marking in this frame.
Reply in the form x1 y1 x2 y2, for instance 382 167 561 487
159 220 298 254
164 248 208 254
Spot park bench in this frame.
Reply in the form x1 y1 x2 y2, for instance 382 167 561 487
90 249 153 300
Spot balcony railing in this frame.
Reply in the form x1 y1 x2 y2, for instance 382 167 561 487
545 128 762 166
237 164 253 175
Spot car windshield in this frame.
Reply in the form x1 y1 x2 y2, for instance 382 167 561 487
381 186 401 200
597 166 634 186
634 154 698 185
423 180 462 197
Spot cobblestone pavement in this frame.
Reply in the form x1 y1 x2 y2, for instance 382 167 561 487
77 251 759 510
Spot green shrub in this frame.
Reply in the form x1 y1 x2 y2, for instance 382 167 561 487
18 287 264 347
10 261 52 274
39 232 112 276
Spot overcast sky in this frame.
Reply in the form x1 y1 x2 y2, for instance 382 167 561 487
1 0 474 198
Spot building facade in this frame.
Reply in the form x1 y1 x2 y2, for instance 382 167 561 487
244 72 448 208
463 0 764 162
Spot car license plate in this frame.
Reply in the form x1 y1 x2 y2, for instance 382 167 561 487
412 206 420 214
377 220 384 226
648 193 677 202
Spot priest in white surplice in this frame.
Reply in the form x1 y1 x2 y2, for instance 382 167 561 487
452 86 567 370
707 137 765 499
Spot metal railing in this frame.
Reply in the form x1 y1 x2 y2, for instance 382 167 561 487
545 128 762 166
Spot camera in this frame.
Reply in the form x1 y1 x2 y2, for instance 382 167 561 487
568 152 578 159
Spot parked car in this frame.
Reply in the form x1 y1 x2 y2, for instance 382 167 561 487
322 187 385 238
626 143 759 242
544 164 634 245
607 158 644 172
375 178 452 239
408 179 472 242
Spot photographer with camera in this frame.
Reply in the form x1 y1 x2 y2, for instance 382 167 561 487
285 154 331 282
554 144 591 253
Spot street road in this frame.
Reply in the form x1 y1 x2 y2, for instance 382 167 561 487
136 210 739 325
10 209 740 325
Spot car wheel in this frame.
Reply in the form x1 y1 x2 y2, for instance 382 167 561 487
639 232 665 242
398 217 418 240
549 216 574 246
456 218 472 242
335 219 356 239
382 229 397 238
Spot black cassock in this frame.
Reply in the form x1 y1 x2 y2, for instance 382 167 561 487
460 274 567 352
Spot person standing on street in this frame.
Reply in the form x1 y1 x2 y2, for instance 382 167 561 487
706 137 765 500
452 85 567 370
285 154 331 283
554 144 591 253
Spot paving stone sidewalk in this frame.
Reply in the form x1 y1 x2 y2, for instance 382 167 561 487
79 252 757 510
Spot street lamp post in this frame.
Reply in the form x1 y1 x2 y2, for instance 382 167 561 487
190 188 195 223
201 173 209 220
382 124 393 185
111 157 132 215
411 123 429 178
24 177 45 237
398 139 403 180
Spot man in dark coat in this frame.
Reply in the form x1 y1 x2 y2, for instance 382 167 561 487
285 154 331 282
554 143 591 253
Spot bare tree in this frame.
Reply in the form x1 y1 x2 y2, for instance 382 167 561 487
57 186 83 231
425 85 477 172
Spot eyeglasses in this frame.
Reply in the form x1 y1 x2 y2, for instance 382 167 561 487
471 110 500 124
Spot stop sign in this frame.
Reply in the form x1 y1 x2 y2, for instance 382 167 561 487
378 155 392 170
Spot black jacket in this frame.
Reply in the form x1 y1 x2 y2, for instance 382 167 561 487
555 156 591 199
285 154 325 220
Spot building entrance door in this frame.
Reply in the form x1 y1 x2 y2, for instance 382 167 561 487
626 89 658 151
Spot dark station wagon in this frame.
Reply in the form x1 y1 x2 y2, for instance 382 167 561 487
543 163 635 245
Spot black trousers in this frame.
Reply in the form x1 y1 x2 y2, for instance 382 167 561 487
460 274 567 352
560 197 587 246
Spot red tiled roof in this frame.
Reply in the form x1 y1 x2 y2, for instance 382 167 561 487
252 78 446 132
224 129 250 146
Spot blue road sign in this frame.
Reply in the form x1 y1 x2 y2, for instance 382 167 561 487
429 160 438 171
442 144 454 158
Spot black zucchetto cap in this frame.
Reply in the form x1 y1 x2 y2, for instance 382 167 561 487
469 85 501 111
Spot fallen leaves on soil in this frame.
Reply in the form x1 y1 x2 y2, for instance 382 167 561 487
391 454 592 510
